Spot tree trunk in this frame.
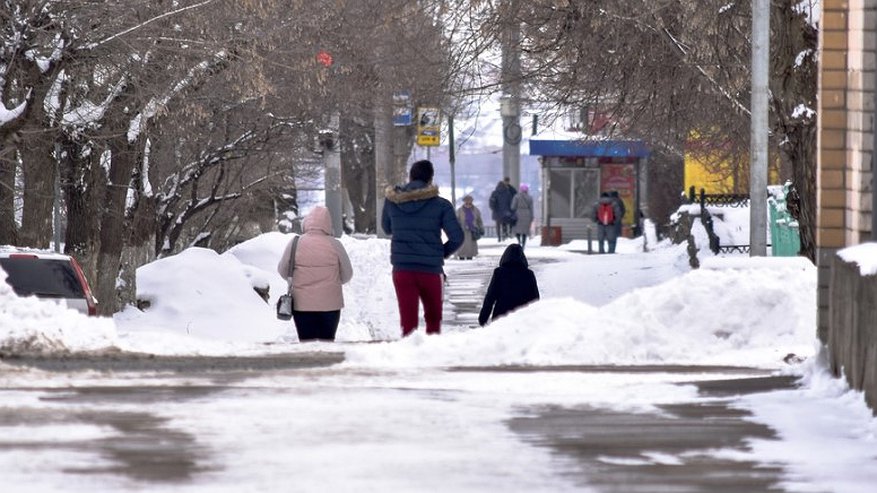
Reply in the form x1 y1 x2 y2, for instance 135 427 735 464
18 136 56 248
95 137 141 315
340 117 376 233
786 126 817 263
15 67 59 248
0 147 18 245
770 2 817 263
62 137 104 287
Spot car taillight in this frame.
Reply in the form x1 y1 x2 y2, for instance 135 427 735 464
70 257 98 316
8 253 38 259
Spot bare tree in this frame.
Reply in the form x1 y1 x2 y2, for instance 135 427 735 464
487 0 816 259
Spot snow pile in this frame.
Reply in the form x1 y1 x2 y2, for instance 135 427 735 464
0 268 117 354
112 234 400 352
343 254 817 369
838 242 877 276
114 247 287 344
225 233 399 342
332 236 398 342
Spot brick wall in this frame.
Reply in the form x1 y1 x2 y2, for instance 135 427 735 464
818 1 877 412
817 0 876 343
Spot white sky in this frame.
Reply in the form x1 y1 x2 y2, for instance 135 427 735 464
2 209 877 491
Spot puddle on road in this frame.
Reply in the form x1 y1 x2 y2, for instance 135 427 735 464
0 401 214 483
508 375 799 493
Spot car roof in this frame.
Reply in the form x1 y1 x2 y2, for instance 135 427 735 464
0 246 72 261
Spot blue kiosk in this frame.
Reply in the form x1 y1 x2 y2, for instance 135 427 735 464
529 139 650 245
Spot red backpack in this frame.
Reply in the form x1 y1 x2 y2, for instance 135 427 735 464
598 202 615 225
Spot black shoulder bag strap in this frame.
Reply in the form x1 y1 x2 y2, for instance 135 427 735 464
287 236 300 292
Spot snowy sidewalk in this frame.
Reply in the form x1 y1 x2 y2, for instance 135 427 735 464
442 239 560 332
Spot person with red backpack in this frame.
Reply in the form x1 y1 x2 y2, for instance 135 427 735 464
593 192 622 254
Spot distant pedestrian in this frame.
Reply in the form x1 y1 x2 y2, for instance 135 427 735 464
510 183 534 247
478 243 540 326
277 206 353 342
488 177 517 242
632 208 644 237
593 192 622 254
609 190 626 238
382 159 464 337
455 195 484 260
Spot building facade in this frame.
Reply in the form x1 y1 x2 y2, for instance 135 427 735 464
817 0 876 342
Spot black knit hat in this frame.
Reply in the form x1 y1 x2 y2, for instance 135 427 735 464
410 160 434 183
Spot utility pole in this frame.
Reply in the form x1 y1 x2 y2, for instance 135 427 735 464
375 99 391 238
449 115 457 207
501 1 522 189
322 112 343 237
749 0 769 256
315 50 342 237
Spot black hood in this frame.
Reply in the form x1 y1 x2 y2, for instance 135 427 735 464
499 243 528 268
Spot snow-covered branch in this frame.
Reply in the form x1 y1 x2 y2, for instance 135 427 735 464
84 0 218 50
0 97 28 127
128 50 229 143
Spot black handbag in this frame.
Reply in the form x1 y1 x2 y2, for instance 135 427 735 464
276 236 300 321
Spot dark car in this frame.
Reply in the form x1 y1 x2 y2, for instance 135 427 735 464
0 249 98 316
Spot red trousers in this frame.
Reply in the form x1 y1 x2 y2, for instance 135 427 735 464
392 270 443 336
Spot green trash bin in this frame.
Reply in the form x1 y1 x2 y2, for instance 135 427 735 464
768 183 801 257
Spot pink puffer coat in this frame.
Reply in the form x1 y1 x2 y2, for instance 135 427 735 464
276 206 353 311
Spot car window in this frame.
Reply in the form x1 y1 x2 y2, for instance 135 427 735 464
0 258 85 298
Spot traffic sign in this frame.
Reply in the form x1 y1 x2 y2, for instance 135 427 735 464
393 91 412 126
416 107 440 146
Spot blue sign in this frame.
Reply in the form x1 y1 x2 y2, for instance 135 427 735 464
393 91 412 126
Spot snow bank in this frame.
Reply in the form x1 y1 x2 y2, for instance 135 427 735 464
112 234 400 353
838 242 877 276
114 247 287 344
343 254 818 369
0 268 117 354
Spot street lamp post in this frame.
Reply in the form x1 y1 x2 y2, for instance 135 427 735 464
500 94 521 189
750 0 769 256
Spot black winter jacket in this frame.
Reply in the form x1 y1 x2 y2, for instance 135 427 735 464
382 180 464 274
478 244 540 326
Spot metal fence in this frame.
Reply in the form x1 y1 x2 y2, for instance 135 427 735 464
685 185 800 256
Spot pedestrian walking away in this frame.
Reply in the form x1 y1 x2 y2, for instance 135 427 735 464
455 195 484 260
478 243 540 326
593 192 622 254
277 206 353 342
382 160 464 337
488 177 517 242
609 190 627 239
510 183 534 247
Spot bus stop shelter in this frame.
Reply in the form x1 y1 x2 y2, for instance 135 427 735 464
529 139 649 245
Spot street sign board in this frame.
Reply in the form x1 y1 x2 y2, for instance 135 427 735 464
393 91 412 126
416 106 440 146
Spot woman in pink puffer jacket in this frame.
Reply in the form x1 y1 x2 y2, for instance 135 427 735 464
277 206 353 341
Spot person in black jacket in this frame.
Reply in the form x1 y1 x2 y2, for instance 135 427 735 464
382 160 464 336
478 243 540 326
488 178 517 242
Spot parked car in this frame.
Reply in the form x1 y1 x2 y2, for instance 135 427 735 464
0 248 98 316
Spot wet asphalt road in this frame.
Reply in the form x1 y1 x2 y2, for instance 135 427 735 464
0 352 801 492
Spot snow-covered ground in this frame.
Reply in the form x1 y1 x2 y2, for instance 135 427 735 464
2 210 877 492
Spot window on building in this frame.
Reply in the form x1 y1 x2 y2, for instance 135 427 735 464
548 168 600 219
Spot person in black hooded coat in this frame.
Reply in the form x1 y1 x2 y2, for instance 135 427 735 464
478 243 540 326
